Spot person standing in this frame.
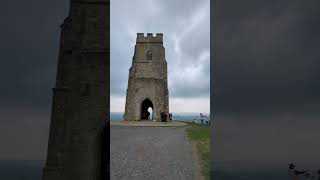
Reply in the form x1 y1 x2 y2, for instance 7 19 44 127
169 113 172 121
146 111 150 120
160 112 164 122
163 113 167 124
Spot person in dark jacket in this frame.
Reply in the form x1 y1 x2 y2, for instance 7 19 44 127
160 112 164 122
163 113 167 123
146 111 150 120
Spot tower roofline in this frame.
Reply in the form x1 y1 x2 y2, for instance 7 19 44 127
60 16 71 28
136 33 163 43
71 0 109 3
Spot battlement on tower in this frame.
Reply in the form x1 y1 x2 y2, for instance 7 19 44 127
136 33 163 43
71 0 109 3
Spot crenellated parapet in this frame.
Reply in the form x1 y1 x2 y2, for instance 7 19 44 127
136 33 163 43
71 0 109 3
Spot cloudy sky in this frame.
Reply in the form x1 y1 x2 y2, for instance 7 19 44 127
110 0 210 113
213 0 320 114
212 0 320 166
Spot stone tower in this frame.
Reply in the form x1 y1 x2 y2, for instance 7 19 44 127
42 0 109 180
124 33 169 121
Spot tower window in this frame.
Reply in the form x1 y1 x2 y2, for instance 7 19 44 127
146 50 152 60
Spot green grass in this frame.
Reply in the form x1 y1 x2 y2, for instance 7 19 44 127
186 123 210 180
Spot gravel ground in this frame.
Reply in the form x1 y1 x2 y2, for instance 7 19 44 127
110 120 187 127
110 126 201 180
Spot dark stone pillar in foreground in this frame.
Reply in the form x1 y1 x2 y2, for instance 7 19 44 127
42 0 110 180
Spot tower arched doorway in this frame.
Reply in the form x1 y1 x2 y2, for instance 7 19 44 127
140 98 153 120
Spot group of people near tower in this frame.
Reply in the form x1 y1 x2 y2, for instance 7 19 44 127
200 113 210 126
160 112 172 123
289 163 320 180
143 111 172 122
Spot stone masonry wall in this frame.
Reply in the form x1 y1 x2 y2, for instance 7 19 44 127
124 33 169 121
42 1 109 180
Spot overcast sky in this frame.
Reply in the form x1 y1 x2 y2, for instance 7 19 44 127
212 0 320 165
110 0 210 113
213 0 320 114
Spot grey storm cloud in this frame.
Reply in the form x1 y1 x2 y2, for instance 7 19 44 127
213 0 320 114
111 0 210 98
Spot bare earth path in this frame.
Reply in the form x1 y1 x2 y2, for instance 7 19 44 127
110 126 201 180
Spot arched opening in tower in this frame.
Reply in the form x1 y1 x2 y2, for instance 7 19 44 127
140 98 153 120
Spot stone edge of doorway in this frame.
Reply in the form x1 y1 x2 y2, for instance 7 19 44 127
110 120 187 127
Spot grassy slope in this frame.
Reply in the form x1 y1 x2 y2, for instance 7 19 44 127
186 123 210 180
